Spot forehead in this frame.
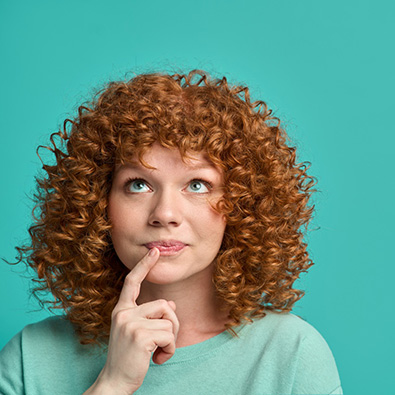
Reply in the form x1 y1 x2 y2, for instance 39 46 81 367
116 143 220 173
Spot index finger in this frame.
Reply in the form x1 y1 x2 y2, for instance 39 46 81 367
117 248 160 308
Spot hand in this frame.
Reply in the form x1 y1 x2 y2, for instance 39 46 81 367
86 248 179 395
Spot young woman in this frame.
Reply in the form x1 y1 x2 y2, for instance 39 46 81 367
0 70 343 394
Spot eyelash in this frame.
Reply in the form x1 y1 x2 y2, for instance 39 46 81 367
124 177 150 191
123 177 213 192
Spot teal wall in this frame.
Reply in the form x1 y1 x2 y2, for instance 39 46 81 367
1 1 394 394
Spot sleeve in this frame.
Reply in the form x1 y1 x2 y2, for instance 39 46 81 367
291 327 343 395
0 331 25 395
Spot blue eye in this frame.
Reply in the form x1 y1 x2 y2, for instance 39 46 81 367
186 180 211 193
127 179 151 193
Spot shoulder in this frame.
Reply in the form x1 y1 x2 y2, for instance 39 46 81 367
3 315 102 367
236 311 338 363
0 316 75 395
249 310 339 364
19 315 103 359
243 310 327 344
21 315 74 341
1 316 106 394
18 315 76 353
241 311 343 394
0 315 72 355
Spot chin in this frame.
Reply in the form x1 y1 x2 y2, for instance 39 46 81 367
144 269 184 285
143 260 196 285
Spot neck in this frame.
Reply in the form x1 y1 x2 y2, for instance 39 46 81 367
137 266 229 347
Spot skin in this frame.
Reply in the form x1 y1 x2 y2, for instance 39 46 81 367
107 142 226 287
84 143 228 394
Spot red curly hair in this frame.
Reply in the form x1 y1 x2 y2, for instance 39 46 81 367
14 70 316 345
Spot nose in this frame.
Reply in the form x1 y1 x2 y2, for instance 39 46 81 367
148 188 183 227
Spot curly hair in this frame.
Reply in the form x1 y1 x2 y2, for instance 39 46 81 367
14 70 316 345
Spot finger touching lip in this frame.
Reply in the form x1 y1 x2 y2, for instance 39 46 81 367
144 240 187 255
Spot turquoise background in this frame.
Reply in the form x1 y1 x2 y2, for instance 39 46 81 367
1 1 394 393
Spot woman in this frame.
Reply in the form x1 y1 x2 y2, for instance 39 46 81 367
0 70 343 394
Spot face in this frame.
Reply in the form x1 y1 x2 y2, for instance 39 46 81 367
108 142 226 286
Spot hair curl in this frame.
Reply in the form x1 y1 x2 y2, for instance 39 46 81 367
14 70 316 345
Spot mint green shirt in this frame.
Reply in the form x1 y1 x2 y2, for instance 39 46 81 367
0 311 342 394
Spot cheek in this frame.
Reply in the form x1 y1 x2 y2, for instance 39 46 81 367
108 200 136 247
107 194 119 225
108 196 140 230
196 210 226 244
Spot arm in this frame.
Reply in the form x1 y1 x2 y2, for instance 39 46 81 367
292 328 343 395
0 331 24 395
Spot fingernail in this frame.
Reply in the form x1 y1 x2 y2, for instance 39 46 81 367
148 248 157 257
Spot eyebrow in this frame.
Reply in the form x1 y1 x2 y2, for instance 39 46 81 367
185 164 217 171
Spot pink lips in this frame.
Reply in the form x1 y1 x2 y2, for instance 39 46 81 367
144 240 187 256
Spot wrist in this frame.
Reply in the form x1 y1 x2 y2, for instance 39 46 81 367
84 370 140 395
84 381 135 395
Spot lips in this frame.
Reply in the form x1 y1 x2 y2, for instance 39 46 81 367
144 240 187 256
